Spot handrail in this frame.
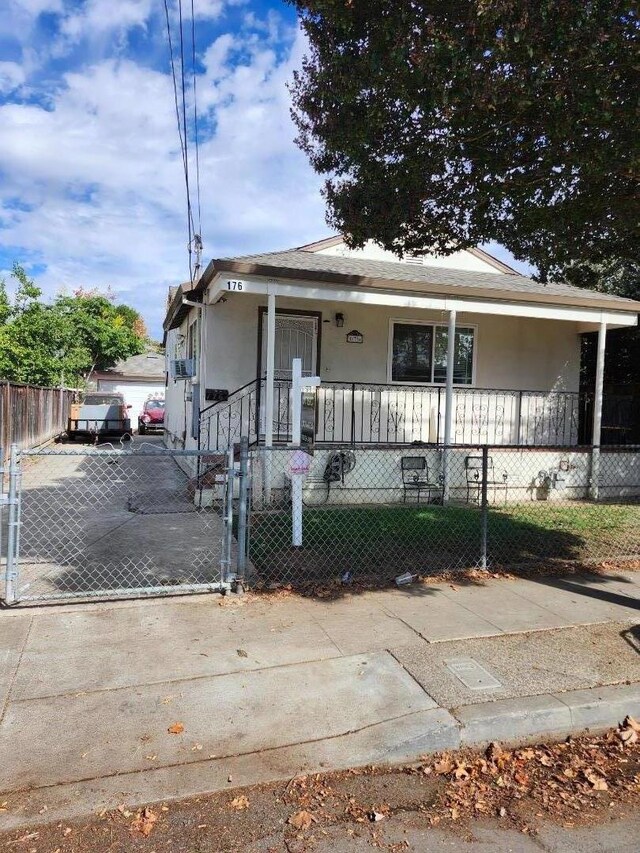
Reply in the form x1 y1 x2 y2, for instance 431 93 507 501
199 378 260 419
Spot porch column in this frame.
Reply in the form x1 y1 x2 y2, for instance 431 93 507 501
442 308 456 504
589 320 607 500
265 291 276 448
262 291 276 504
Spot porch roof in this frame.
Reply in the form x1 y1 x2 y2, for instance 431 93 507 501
201 248 640 315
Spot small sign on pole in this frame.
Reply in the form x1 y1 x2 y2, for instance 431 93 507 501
300 389 316 455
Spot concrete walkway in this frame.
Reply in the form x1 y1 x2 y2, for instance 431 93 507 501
1 568 640 830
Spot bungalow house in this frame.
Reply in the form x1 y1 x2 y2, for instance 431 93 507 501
163 237 640 503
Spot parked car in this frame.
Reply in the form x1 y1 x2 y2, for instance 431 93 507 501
67 392 132 440
138 398 165 434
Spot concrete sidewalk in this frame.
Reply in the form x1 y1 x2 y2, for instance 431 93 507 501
1 568 640 830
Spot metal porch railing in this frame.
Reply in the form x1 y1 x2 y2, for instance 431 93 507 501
199 379 585 452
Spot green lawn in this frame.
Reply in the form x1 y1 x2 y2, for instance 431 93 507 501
248 501 640 584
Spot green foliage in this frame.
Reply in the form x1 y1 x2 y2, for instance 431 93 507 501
0 266 147 387
288 1 638 273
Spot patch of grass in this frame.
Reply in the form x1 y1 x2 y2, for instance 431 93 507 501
248 501 640 583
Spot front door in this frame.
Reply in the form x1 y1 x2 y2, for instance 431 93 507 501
259 312 319 438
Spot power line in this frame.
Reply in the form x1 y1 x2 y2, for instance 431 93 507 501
176 0 194 282
190 0 202 250
162 0 196 282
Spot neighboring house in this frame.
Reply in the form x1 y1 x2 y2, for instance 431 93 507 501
163 236 640 458
93 351 166 420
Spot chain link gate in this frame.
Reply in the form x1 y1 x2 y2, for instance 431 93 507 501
1 443 242 604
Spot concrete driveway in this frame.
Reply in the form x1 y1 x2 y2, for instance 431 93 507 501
6 437 226 602
1 567 640 830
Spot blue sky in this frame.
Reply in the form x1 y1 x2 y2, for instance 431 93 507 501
0 0 529 337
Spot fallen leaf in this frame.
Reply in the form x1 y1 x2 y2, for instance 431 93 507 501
434 755 455 775
368 811 384 822
486 742 504 762
229 795 250 811
538 754 553 767
584 769 608 790
617 728 638 745
117 804 132 818
288 810 317 831
236 649 248 658
131 807 157 837
454 764 470 781
517 748 536 761
168 722 184 735
623 715 640 733
63 828 72 837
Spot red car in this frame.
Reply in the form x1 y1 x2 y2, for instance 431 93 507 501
137 398 165 434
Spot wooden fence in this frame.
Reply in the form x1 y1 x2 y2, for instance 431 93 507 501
0 382 76 457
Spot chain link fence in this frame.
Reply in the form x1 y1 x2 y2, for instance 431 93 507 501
246 444 640 589
2 444 235 604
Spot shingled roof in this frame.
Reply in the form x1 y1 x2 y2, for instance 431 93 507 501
205 248 640 313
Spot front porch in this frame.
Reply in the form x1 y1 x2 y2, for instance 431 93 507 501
193 263 635 458
199 378 584 451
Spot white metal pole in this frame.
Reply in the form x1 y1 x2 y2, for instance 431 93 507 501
442 308 456 503
590 320 607 500
265 292 276 448
291 358 303 547
263 292 276 504
291 358 302 446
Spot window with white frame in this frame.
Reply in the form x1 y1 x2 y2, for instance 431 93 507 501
390 321 475 385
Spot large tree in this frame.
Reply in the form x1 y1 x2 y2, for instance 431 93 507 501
0 267 147 387
289 1 638 277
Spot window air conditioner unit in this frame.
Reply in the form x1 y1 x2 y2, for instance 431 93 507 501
170 358 196 379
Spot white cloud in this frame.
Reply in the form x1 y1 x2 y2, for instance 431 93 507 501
0 62 25 95
60 0 153 40
0 24 327 335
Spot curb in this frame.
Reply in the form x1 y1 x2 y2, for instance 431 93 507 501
453 682 640 746
1 683 639 832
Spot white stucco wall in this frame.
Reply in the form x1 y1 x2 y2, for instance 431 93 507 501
250 447 640 508
164 324 194 448
202 292 581 395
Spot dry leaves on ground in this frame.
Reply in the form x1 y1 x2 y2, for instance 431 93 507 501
229 795 250 811
616 715 640 746
131 807 157 837
287 810 318 831
418 721 640 830
167 722 184 735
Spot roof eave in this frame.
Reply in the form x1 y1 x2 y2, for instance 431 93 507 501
210 259 640 315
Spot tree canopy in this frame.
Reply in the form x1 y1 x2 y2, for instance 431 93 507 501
289 1 638 278
0 265 147 387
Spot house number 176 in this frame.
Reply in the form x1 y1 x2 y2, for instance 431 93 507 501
226 280 244 291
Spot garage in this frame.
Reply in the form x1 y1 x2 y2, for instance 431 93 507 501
93 351 166 427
